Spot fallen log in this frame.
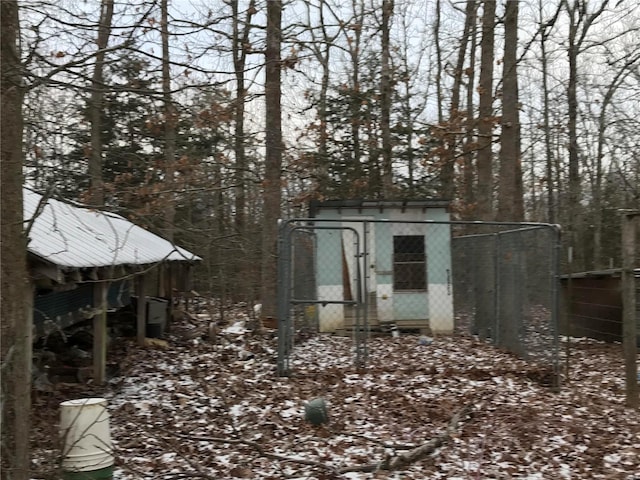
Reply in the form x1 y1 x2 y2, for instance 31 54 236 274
339 404 473 474
163 404 473 477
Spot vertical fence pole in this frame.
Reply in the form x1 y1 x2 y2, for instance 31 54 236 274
622 211 639 408
136 274 147 346
564 245 573 384
277 220 291 377
493 232 500 344
358 221 369 367
353 228 363 368
550 225 562 391
93 279 109 385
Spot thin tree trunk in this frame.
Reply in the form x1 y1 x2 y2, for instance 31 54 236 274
593 53 640 268
232 0 255 234
476 0 495 221
564 0 609 269
540 0 555 224
260 0 283 323
316 9 331 194
88 0 114 206
305 0 340 195
161 0 176 242
380 0 393 197
566 1 581 265
442 0 475 202
231 0 255 300
1 2 31 478
348 0 364 184
462 1 478 219
434 0 443 126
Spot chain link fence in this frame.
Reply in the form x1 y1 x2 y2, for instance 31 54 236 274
452 225 561 369
277 219 561 382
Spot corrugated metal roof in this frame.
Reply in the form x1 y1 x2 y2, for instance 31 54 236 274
24 188 200 268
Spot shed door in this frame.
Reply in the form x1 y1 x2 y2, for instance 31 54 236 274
341 219 375 301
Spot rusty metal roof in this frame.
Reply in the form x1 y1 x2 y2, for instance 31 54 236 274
24 188 200 268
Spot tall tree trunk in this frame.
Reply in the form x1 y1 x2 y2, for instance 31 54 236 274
380 0 393 197
232 0 255 234
88 0 114 206
497 0 523 221
592 53 640 267
231 0 255 300
1 2 32 478
473 0 497 339
316 5 332 195
434 0 452 199
161 0 176 242
304 0 340 196
347 0 364 188
260 0 283 323
564 0 609 269
462 1 478 219
540 0 555 224
442 0 476 203
566 1 581 265
476 0 496 221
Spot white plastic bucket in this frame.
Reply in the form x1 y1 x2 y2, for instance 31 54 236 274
60 398 114 478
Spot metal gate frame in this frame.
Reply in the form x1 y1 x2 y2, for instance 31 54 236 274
277 222 368 376
276 218 562 379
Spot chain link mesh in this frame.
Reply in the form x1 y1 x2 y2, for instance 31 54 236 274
278 220 560 379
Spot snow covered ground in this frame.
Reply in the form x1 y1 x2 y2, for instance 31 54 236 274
31 314 640 479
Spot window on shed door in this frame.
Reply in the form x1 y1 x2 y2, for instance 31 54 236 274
393 235 427 291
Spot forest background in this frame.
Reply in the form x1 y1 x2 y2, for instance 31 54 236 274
1 0 640 477
5 0 640 295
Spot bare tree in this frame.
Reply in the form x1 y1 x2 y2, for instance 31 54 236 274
442 0 477 204
497 0 524 221
591 49 640 267
1 1 32 478
347 0 365 186
461 0 479 219
260 0 283 323
538 0 561 224
434 0 450 198
88 0 114 206
394 1 432 193
380 0 393 197
161 0 176 241
231 0 256 234
476 0 496 221
563 0 609 268
303 0 343 195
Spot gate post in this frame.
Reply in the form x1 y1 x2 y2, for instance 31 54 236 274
277 220 292 377
622 210 639 408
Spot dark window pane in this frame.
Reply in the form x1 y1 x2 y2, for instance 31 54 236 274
393 235 427 291
393 235 425 254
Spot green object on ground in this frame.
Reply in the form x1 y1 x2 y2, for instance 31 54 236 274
304 397 329 425
62 465 114 480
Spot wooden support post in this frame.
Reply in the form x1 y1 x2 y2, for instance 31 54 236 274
622 210 639 409
93 281 109 385
137 274 147 346
167 264 173 326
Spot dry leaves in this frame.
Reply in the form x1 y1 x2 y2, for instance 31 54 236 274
30 313 640 480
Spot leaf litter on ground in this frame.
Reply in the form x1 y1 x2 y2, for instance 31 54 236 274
30 308 640 480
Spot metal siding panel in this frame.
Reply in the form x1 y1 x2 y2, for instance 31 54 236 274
393 292 429 320
24 188 199 268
